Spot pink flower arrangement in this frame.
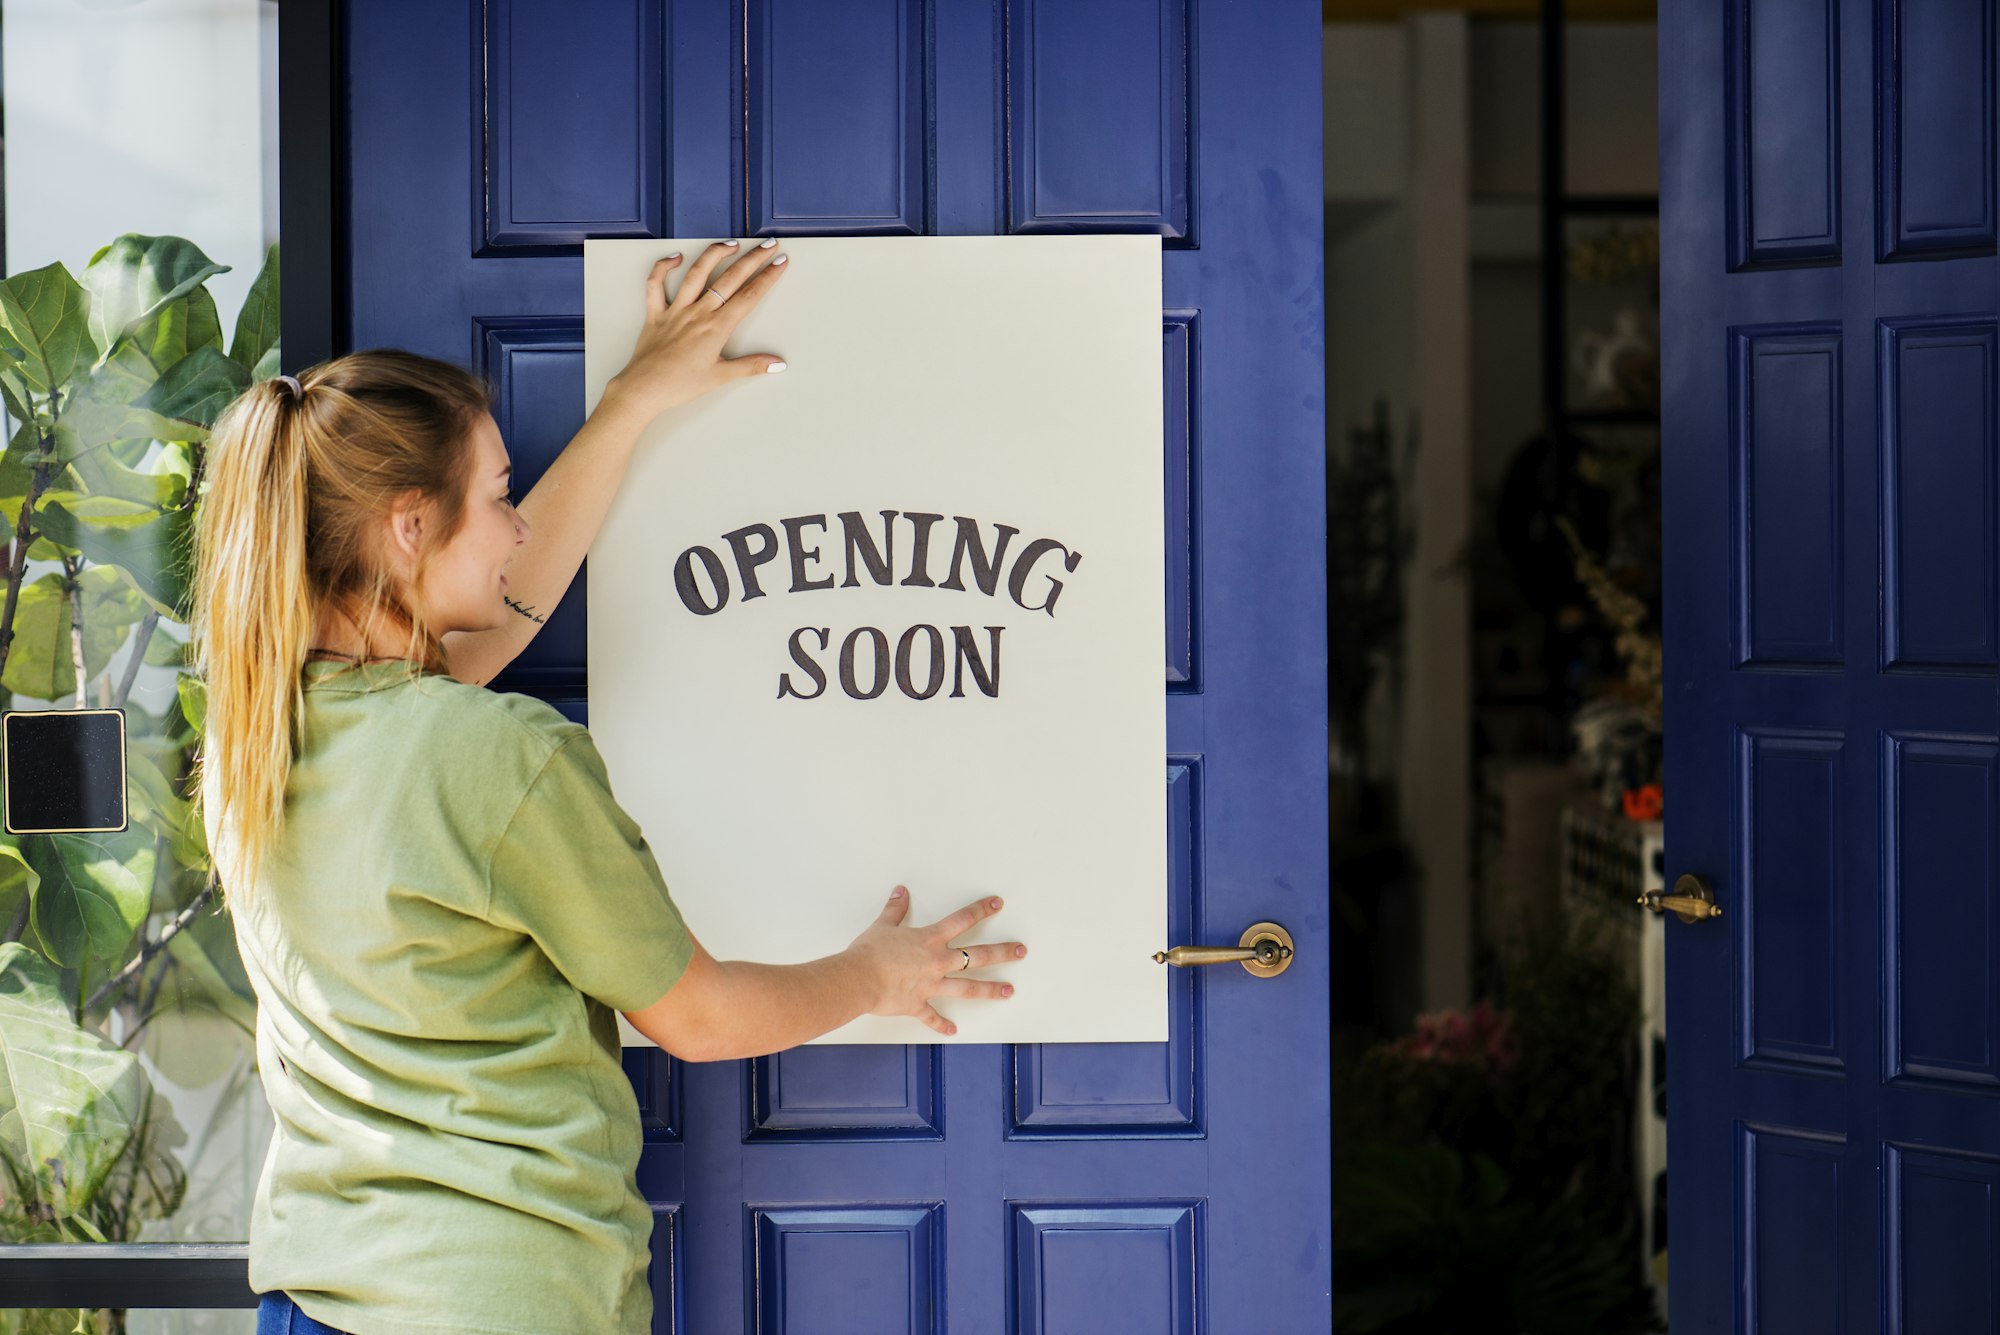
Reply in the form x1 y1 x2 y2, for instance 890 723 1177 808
1395 998 1518 1075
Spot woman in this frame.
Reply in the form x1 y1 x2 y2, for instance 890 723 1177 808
191 240 1025 1335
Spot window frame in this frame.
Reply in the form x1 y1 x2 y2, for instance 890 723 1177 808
1 0 341 1309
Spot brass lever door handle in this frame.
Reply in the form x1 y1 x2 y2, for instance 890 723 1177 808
1153 922 1295 978
1638 874 1723 924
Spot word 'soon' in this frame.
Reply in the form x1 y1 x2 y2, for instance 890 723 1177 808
778 624 1003 701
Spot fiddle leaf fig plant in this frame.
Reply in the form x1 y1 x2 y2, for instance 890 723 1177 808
0 233 272 1259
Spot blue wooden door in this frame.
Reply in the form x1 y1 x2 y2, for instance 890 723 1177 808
1664 0 2000 1326
339 2 1327 1329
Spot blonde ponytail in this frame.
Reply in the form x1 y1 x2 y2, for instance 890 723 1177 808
190 350 491 904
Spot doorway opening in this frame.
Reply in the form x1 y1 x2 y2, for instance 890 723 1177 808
1326 6 1666 1331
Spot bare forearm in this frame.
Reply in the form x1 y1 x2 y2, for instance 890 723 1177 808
446 241 791 684
680 953 876 1061
703 956 871 1059
624 889 1019 1057
442 383 656 685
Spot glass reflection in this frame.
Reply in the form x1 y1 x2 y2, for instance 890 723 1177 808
0 0 279 1286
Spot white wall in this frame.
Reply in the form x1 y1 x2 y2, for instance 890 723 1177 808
1327 202 1416 448
1324 22 1418 448
5 0 275 316
1326 23 1409 202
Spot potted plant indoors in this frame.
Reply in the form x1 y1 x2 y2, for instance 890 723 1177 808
0 234 276 1330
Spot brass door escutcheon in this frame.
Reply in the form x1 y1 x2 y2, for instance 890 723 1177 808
1638 873 1723 924
1153 922 1294 978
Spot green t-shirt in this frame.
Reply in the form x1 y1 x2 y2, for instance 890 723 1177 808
223 658 694 1335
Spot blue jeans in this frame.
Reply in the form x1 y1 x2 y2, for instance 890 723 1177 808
255 1291 353 1335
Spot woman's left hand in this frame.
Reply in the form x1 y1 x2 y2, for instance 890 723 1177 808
606 239 790 421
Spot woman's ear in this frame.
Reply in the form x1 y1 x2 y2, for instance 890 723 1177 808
384 490 430 566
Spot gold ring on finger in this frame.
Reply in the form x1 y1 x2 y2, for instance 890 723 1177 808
958 949 971 972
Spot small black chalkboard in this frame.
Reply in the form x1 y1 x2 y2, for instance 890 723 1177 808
3 708 127 834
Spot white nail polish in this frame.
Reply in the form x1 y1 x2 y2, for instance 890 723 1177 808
758 237 777 249
772 253 789 266
767 362 789 374
723 239 740 247
664 252 680 260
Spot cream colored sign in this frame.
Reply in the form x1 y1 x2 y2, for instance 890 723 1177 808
583 235 1164 1044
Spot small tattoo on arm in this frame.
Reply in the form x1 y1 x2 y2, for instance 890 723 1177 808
503 595 548 624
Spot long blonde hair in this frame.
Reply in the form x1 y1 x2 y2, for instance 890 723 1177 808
190 349 491 904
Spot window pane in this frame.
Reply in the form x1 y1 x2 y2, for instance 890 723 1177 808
0 0 277 1260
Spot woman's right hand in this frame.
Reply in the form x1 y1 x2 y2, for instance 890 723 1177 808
844 885 1026 1036
603 239 790 422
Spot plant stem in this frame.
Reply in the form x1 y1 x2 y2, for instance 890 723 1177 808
0 392 56 681
86 865 216 1013
114 938 180 1053
3 891 27 943
63 553 87 703
116 946 177 1053
138 932 172 1013
181 438 205 513
114 608 161 707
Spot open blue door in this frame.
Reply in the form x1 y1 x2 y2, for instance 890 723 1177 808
340 2 1328 1329
1664 0 2000 1326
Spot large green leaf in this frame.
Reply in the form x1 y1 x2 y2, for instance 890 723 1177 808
252 342 283 383
136 1002 242 1098
125 711 190 820
0 369 35 427
0 940 143 1219
0 567 148 701
150 438 194 492
55 447 187 511
24 830 155 970
55 355 207 456
130 288 223 374
34 490 162 530
39 501 194 619
142 345 249 431
0 417 43 529
2 575 80 700
0 839 42 951
86 337 164 405
0 263 90 395
163 903 253 1036
155 672 200 750
175 673 206 732
23 540 70 566
125 750 195 871
230 243 280 371
0 838 40 895
43 362 192 506
142 629 190 668
82 235 229 358
54 405 203 456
